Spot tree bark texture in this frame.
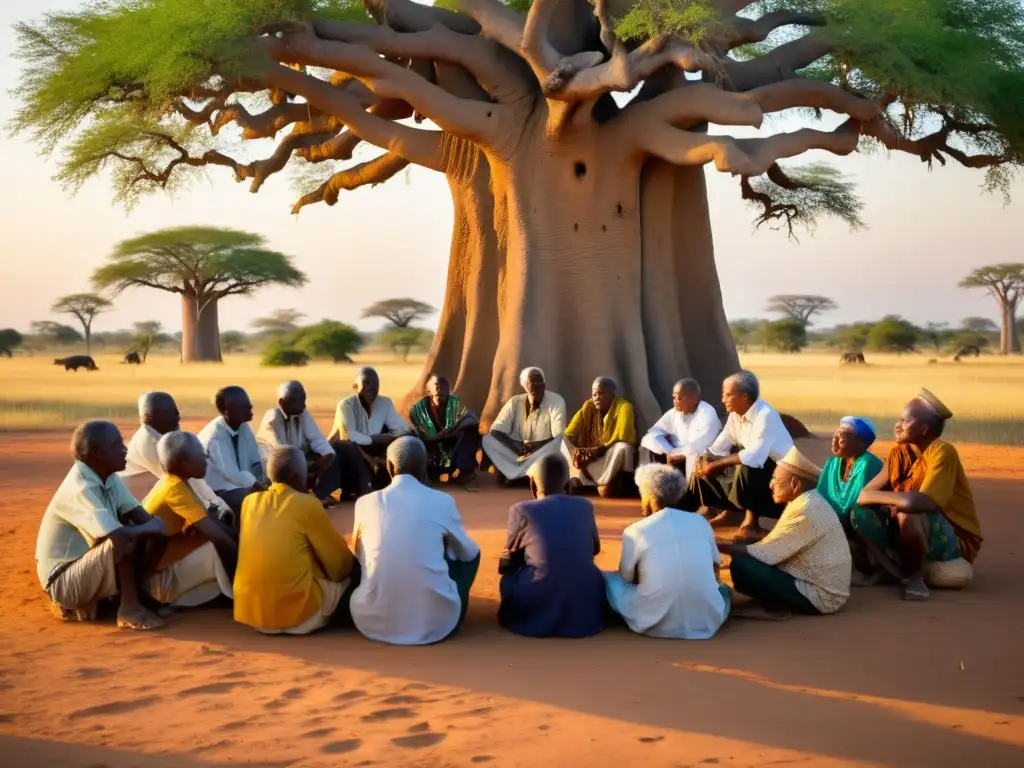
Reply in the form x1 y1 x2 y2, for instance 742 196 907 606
1000 299 1021 354
180 295 223 363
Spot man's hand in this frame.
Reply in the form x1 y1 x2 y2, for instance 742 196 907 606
107 528 137 560
371 433 397 447
251 481 269 493
519 441 534 457
572 448 592 469
702 458 725 478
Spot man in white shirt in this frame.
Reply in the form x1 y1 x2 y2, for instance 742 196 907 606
482 367 567 483
604 464 729 639
197 386 267 519
256 381 337 502
350 437 481 645
640 379 721 481
120 392 231 519
326 367 410 498
679 370 794 542
36 420 167 630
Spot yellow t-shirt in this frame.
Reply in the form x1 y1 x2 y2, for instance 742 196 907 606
143 475 212 569
234 483 354 631
917 440 982 561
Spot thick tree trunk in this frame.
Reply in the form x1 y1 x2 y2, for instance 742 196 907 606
180 295 223 363
1000 299 1021 354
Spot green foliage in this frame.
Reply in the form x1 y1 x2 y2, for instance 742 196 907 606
220 330 249 353
729 319 766 351
960 316 999 334
30 321 84 345
261 339 311 367
867 315 919 354
747 163 864 237
362 298 436 329
379 327 431 360
765 294 838 326
824 322 874 352
760 317 808 353
94 226 306 298
252 309 305 336
0 329 25 357
919 322 953 353
614 0 718 44
959 263 1024 296
290 320 363 362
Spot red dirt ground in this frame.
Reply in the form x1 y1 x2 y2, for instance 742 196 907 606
1 425 1022 767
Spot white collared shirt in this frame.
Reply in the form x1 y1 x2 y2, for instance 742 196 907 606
350 474 480 645
35 461 137 586
641 401 721 478
490 392 567 442
197 416 264 492
256 407 334 460
708 399 794 469
120 424 230 514
327 395 409 446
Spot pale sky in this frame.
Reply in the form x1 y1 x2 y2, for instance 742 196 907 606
1 1 1021 337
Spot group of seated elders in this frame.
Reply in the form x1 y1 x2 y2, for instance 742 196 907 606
36 421 168 629
721 447 852 620
350 436 481 644
679 370 795 542
120 392 231 519
197 386 267 519
640 378 721 482
604 464 730 639
234 446 358 635
408 374 481 484
327 367 411 498
853 389 981 600
562 377 638 498
482 367 567 482
498 454 606 638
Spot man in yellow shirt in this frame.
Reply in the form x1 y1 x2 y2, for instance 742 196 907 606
561 377 637 498
856 389 981 600
142 432 237 607
234 446 357 635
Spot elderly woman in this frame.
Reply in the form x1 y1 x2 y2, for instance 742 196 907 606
604 464 729 639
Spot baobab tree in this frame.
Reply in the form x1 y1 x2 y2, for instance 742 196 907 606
766 294 837 328
11 0 1024 424
960 264 1024 354
92 227 306 362
362 298 437 329
52 293 112 355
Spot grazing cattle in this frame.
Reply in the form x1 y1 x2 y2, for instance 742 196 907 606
124 351 142 365
954 345 981 359
841 352 866 364
54 355 98 372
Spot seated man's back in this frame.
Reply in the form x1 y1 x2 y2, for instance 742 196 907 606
351 475 479 645
499 495 605 637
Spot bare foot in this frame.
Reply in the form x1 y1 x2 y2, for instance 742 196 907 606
851 569 882 588
597 485 613 499
567 478 584 495
117 607 165 630
731 603 791 621
902 575 930 601
704 509 742 528
734 525 767 543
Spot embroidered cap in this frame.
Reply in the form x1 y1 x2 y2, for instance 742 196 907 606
777 446 822 483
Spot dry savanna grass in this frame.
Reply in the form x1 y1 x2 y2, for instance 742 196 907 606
2 351 1023 444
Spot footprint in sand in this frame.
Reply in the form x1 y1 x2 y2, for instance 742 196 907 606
321 739 363 754
638 736 664 744
361 708 418 723
302 728 336 739
69 697 158 719
219 671 248 680
408 721 431 733
471 757 495 764
383 694 422 705
74 668 109 679
180 682 251 697
391 733 447 749
0 714 15 724
402 682 433 692
223 721 251 731
281 687 304 699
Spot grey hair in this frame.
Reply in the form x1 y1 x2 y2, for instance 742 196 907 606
634 464 686 509
527 453 570 494
139 391 174 421
267 446 307 485
725 370 760 402
386 435 428 478
71 420 118 463
157 431 203 474
354 366 378 385
593 376 617 392
676 378 701 396
519 367 545 388
277 380 305 400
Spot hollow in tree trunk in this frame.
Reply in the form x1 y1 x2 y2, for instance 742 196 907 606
180 295 223 363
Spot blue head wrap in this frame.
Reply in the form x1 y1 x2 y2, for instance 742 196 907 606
840 416 876 447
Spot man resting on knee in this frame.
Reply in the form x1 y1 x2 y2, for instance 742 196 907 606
36 421 167 630
562 377 637 498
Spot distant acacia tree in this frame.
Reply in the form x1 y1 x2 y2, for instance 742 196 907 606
362 299 436 329
868 316 919 355
761 317 807 353
920 322 953 354
766 295 837 328
93 227 306 362
729 319 764 353
380 327 431 360
220 330 248 353
30 321 83 346
252 309 305 337
954 317 998 351
130 320 170 362
0 329 24 358
826 322 874 353
960 264 1024 354
52 293 112 355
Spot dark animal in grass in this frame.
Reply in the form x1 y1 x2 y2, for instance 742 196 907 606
54 355 98 372
840 351 866 364
124 351 142 365
954 345 980 360
780 413 812 439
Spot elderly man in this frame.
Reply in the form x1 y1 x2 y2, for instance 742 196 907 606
142 432 236 607
256 381 337 502
327 367 410 498
121 392 232 519
640 379 721 482
679 370 794 542
604 464 729 639
562 377 637 498
350 437 480 645
35 421 167 630
482 367 567 483
854 390 981 600
723 447 851 620
234 447 357 635
198 386 267 519
408 374 481 484
498 454 605 638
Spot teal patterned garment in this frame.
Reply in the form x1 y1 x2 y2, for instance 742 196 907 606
850 507 962 563
817 452 884 525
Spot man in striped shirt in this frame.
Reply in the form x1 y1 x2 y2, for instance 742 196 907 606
721 447 851 620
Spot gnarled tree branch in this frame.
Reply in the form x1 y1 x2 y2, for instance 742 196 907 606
291 151 409 214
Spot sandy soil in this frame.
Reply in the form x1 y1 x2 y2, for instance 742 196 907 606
1 426 1023 767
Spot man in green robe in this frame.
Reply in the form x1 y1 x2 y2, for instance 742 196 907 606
409 375 481 485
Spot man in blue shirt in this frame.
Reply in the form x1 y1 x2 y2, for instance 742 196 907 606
497 454 606 638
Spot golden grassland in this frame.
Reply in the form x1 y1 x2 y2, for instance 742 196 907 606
2 351 1023 444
